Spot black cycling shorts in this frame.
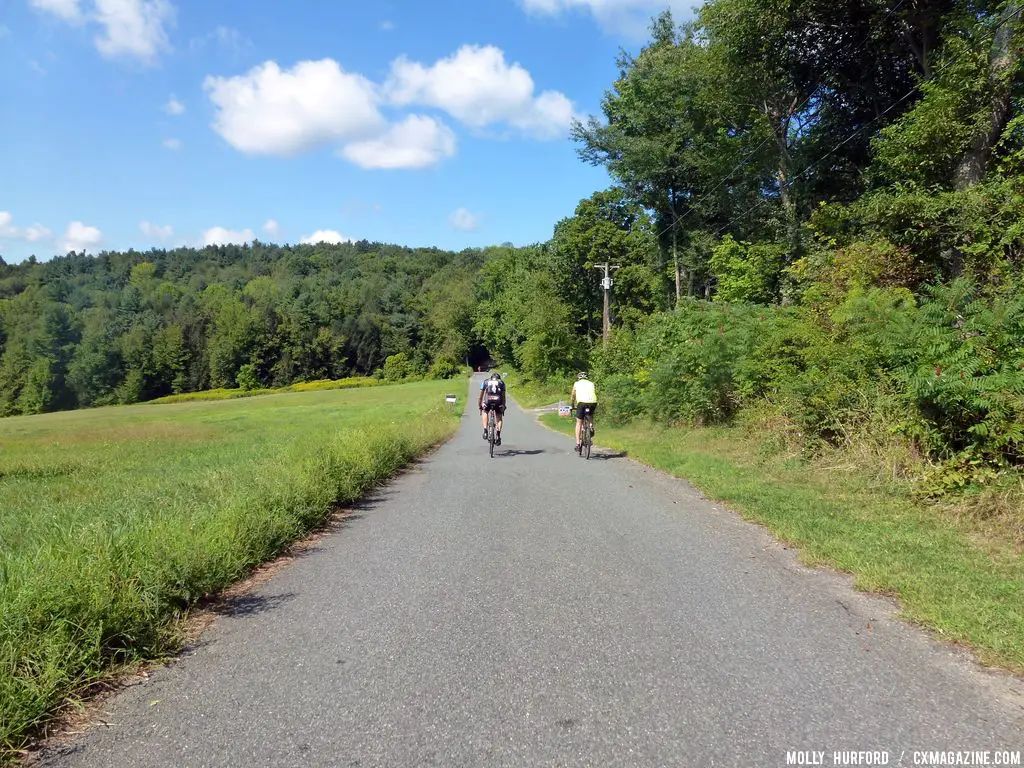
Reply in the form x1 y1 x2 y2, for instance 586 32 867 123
575 402 597 419
483 400 506 413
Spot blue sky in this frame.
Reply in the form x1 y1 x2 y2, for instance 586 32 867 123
0 0 694 263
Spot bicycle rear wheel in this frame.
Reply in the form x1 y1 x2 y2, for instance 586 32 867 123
583 414 592 459
488 409 496 458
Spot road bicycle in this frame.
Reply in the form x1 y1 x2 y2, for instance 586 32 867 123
578 405 594 460
486 407 497 458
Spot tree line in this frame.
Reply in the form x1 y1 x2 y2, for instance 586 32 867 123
0 241 486 414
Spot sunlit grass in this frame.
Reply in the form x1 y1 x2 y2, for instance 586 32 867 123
146 375 383 404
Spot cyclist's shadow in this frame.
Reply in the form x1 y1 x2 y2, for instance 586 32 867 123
495 449 546 457
582 450 628 461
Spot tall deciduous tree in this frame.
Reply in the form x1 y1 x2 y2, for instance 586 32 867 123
551 188 664 332
573 11 750 302
954 0 1022 187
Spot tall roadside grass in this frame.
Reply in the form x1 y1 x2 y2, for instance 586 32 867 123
0 380 464 760
540 412 1024 672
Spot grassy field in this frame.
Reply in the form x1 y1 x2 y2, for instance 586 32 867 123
0 380 465 759
540 413 1024 673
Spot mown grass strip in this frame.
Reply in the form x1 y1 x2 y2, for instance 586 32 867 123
0 381 464 761
539 413 1024 672
147 375 386 404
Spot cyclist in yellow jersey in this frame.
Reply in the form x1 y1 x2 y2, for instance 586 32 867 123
569 371 597 454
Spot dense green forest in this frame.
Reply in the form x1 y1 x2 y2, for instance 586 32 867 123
2 0 1021 490
0 242 487 413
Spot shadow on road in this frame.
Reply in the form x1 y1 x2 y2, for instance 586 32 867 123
212 591 297 618
346 489 399 514
583 450 628 461
318 512 367 537
495 449 546 458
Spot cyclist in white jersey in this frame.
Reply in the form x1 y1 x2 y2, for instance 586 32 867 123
569 372 597 454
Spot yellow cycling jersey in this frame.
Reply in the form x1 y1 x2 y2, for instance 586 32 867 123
573 379 597 403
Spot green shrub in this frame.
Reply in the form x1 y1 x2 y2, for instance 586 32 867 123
290 377 380 392
635 301 759 425
600 373 646 423
236 363 259 391
382 353 413 381
885 279 1024 469
427 359 462 379
149 387 265 403
709 235 786 304
592 329 646 423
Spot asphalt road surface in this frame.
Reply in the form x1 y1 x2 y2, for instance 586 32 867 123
39 375 1023 767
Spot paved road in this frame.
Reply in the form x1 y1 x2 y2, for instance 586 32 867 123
39 375 1023 767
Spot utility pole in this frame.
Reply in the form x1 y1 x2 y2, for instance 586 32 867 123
594 262 621 347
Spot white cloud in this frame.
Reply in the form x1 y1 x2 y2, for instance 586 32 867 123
203 59 384 157
514 90 577 136
162 137 182 150
520 0 695 35
30 0 174 63
29 0 84 23
201 49 571 168
380 20 395 31
340 114 456 169
93 0 175 64
62 221 103 252
203 226 254 246
139 220 173 240
0 212 53 242
300 229 349 245
163 95 184 115
25 225 53 242
449 207 479 232
385 45 575 139
263 219 281 237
